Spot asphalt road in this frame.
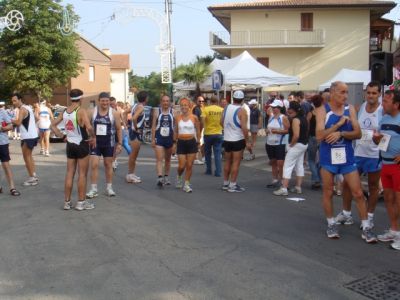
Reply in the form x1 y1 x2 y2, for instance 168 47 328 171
0 139 397 300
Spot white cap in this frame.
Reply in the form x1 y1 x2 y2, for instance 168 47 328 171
232 90 244 100
270 99 283 108
0 101 5 106
249 99 257 105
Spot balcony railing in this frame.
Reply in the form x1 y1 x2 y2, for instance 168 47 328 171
210 29 325 48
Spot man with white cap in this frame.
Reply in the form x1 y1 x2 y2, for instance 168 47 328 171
247 99 262 160
221 90 252 192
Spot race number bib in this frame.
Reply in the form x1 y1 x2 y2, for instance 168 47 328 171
96 124 107 136
160 127 170 137
360 129 373 145
331 147 346 165
378 134 391 152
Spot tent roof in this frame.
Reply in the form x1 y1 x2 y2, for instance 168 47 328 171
318 69 371 90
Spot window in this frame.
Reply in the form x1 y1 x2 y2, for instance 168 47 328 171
257 57 269 68
89 65 95 82
301 13 313 31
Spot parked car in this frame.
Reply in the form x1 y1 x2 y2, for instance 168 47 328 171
50 105 66 143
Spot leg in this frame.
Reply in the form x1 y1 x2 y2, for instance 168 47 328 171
89 155 100 185
65 158 77 202
39 131 44 152
44 130 50 153
366 171 381 214
177 155 186 176
184 153 196 182
223 151 233 182
383 189 399 231
213 135 223 177
320 168 335 218
343 171 368 221
128 140 141 174
164 146 173 176
21 143 35 177
229 149 244 183
155 146 165 176
204 135 212 174
77 155 89 201
103 157 114 184
1 161 16 190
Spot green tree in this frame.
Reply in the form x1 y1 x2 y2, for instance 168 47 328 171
0 0 81 99
129 71 169 107
176 62 211 97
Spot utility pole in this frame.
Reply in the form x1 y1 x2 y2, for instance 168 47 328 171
165 0 174 100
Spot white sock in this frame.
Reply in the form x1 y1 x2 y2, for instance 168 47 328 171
229 182 237 187
281 187 288 192
361 220 370 230
224 180 229 185
107 183 112 189
91 184 97 191
342 210 351 217
327 218 336 225
272 179 278 183
367 213 374 219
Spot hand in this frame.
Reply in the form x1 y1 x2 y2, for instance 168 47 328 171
372 132 383 144
246 142 252 151
336 116 349 127
115 144 122 154
88 137 96 148
151 140 156 148
394 155 400 164
270 129 277 134
325 131 341 144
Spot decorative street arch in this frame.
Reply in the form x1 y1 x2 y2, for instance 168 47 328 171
0 10 24 33
114 7 173 84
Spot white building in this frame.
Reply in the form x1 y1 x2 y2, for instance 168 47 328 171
110 54 131 103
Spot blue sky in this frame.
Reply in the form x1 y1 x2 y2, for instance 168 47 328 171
63 0 400 77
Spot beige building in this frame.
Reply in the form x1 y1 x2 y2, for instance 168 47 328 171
209 0 396 91
109 53 131 103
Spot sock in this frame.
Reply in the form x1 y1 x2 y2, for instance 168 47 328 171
361 220 370 230
281 187 288 192
184 180 190 186
272 179 278 183
229 182 237 187
224 180 229 185
367 213 374 220
33 172 37 178
91 184 98 191
106 183 112 189
342 210 351 217
327 218 336 225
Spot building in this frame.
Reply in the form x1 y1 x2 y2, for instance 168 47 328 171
52 36 111 107
208 0 396 91
107 51 131 103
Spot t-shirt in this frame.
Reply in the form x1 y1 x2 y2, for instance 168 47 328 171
0 109 11 145
192 105 202 119
379 113 400 165
202 105 223 135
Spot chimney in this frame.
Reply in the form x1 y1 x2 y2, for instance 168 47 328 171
102 48 111 56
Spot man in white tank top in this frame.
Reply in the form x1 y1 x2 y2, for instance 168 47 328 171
11 93 39 186
35 99 53 156
222 90 252 192
336 81 383 230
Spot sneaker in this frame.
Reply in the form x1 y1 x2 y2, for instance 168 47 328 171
183 183 192 193
125 174 141 183
326 224 340 239
273 187 288 196
163 177 171 186
86 189 98 199
335 212 354 225
45 151 50 157
171 154 178 161
75 200 95 211
311 182 321 190
266 180 280 188
378 229 399 242
391 240 400 250
175 176 183 189
23 178 38 186
244 154 255 161
222 183 229 191
106 187 116 197
194 159 204 165
227 184 245 193
361 227 378 243
40 149 44 155
289 186 302 194
63 201 72 210
157 178 164 188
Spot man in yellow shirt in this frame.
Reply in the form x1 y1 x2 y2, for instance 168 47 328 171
202 95 224 176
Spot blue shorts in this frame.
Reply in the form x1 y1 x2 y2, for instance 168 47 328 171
39 128 50 133
355 156 381 174
21 138 38 150
90 146 114 158
320 163 357 175
129 129 143 142
155 137 173 149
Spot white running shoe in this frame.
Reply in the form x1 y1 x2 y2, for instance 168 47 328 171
45 151 50 157
125 174 141 183
40 149 44 155
75 200 95 211
63 201 72 210
194 159 204 165
378 229 400 242
106 188 116 197
273 187 288 196
171 154 178 161
23 178 38 186
183 183 192 193
86 189 98 199
175 176 183 189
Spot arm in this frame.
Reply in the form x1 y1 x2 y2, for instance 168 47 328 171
324 105 361 144
239 108 250 143
194 115 201 143
257 110 262 129
315 106 345 142
12 107 27 126
78 109 96 146
50 111 65 138
151 109 158 147
114 111 123 154
173 116 179 142
289 118 300 147
132 105 144 131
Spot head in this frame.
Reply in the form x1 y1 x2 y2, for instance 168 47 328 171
210 95 218 105
330 81 348 106
220 98 228 108
232 90 245 104
40 99 47 106
179 98 191 114
0 101 5 109
287 101 303 118
98 92 110 110
197 95 205 107
311 94 323 108
295 91 304 102
70 89 83 104
248 99 257 107
109 96 116 109
11 93 23 108
137 91 148 104
321 91 330 104
270 99 283 115
382 90 400 115
287 93 296 102
160 95 171 109
365 81 381 106
269 92 278 101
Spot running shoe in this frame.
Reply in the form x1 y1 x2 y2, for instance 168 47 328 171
63 201 72 210
183 183 192 193
289 186 302 194
361 227 378 243
86 189 98 199
273 187 288 196
75 200 95 211
227 185 245 193
157 178 164 188
266 180 279 188
106 188 116 197
125 174 141 183
171 154 178 161
40 149 44 155
194 159 204 165
378 229 399 242
23 178 38 186
45 151 50 157
335 212 354 225
163 177 171 186
326 224 340 239
391 239 400 250
175 176 183 189
222 183 229 191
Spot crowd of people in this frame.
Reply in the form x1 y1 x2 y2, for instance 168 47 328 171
0 81 399 251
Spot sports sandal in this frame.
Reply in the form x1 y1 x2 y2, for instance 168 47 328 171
10 188 21 196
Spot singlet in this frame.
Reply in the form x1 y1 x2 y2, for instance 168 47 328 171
177 114 196 139
20 105 38 140
130 103 145 132
250 107 260 125
223 104 244 142
242 103 250 130
320 103 354 166
354 102 383 159
289 115 308 145
63 106 88 145
379 113 400 165
266 114 286 146
38 105 51 129
155 107 174 140
92 107 115 147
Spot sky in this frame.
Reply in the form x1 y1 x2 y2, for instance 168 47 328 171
63 0 400 77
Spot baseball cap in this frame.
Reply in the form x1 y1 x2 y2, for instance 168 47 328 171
0 101 5 106
232 90 244 100
270 99 283 108
249 99 257 105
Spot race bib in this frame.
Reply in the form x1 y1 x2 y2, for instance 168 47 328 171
331 147 346 165
160 127 170 137
378 134 391 152
360 129 373 145
267 134 279 145
96 124 107 136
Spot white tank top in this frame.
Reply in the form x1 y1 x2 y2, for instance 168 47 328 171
178 117 196 136
64 107 84 145
20 105 38 140
266 114 286 145
223 104 244 142
38 105 51 129
242 103 250 130
354 102 383 158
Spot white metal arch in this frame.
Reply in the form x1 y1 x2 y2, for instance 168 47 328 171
0 10 24 33
114 7 173 83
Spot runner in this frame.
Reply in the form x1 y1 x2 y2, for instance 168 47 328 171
152 95 175 188
222 90 252 193
336 81 383 228
0 101 20 196
315 81 377 243
193 95 205 165
373 89 400 250
174 98 201 193
86 92 122 198
11 93 39 186
51 89 96 211
109 97 125 171
35 99 54 156
125 91 148 183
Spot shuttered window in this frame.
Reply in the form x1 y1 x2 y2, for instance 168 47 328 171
301 13 313 31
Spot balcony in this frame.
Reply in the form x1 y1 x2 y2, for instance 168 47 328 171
210 29 326 54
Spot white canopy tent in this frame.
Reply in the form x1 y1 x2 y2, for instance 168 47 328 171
318 69 371 91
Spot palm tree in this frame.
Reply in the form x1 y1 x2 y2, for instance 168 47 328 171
177 62 211 97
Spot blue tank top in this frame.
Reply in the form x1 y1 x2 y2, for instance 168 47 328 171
93 108 114 147
320 103 355 166
155 108 174 141
130 104 145 132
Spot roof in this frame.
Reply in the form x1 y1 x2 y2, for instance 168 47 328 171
78 35 111 61
110 54 130 69
208 0 396 10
